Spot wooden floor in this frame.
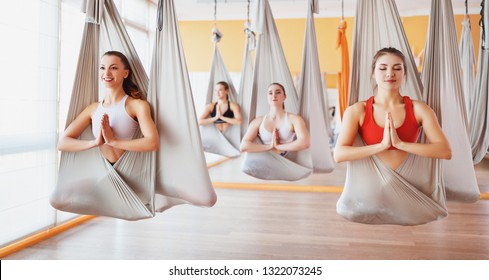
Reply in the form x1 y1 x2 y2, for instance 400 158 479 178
4 156 489 260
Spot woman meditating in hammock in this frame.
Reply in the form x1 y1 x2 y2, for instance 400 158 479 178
57 51 159 164
240 82 310 156
334 47 451 169
334 48 453 225
199 81 242 133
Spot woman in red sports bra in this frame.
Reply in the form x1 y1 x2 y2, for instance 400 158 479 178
334 47 451 170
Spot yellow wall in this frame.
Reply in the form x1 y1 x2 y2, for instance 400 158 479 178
179 14 480 88
179 20 247 72
402 14 480 71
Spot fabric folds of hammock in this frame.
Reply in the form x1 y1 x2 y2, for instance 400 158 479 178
249 0 300 116
421 0 479 202
241 0 312 181
241 140 313 181
338 135 447 226
51 0 216 220
51 0 155 220
150 0 216 211
238 24 255 138
470 1 489 163
297 0 335 173
337 0 446 225
459 16 476 116
200 30 240 157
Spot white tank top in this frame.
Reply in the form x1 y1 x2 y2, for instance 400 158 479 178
91 95 138 140
258 112 296 145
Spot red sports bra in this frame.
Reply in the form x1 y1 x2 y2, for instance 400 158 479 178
360 96 420 150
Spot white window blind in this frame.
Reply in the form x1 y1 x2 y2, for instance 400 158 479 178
0 0 159 247
0 0 60 246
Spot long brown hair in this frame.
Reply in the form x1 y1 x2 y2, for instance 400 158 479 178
103 51 144 100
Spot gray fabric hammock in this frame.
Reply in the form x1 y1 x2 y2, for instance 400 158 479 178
238 23 256 139
460 16 476 117
200 29 241 157
336 0 447 225
51 0 154 220
241 0 313 181
150 0 216 212
297 0 335 173
421 0 479 202
51 0 216 220
470 0 489 164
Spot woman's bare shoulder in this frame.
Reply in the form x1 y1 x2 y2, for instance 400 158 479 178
286 112 305 122
411 99 437 120
127 97 151 109
411 99 431 110
125 97 152 119
85 102 100 114
205 102 216 109
344 101 366 116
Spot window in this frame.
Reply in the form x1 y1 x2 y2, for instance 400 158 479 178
0 0 60 246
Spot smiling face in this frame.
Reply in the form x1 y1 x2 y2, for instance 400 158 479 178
214 83 229 100
267 83 286 106
372 53 406 92
99 55 129 89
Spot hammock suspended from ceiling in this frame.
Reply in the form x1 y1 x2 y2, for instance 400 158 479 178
150 0 216 212
241 0 337 181
238 14 256 139
240 0 312 181
470 0 489 163
459 14 476 117
50 0 216 220
336 0 447 225
420 0 479 202
200 28 241 158
297 0 335 173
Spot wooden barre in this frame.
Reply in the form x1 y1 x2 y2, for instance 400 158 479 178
0 215 96 259
213 182 489 200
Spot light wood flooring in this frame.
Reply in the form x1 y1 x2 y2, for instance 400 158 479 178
4 156 489 260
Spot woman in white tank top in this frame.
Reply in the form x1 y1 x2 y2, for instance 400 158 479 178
240 83 310 156
57 51 159 164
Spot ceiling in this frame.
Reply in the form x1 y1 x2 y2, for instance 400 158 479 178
173 0 483 21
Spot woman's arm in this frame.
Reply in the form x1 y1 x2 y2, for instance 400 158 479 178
102 99 159 152
219 102 242 125
198 103 219 126
274 114 310 152
240 117 273 153
390 101 451 159
333 103 390 163
57 103 102 152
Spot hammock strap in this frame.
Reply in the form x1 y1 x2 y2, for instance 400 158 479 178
214 0 218 27
481 0 487 49
157 0 163 31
